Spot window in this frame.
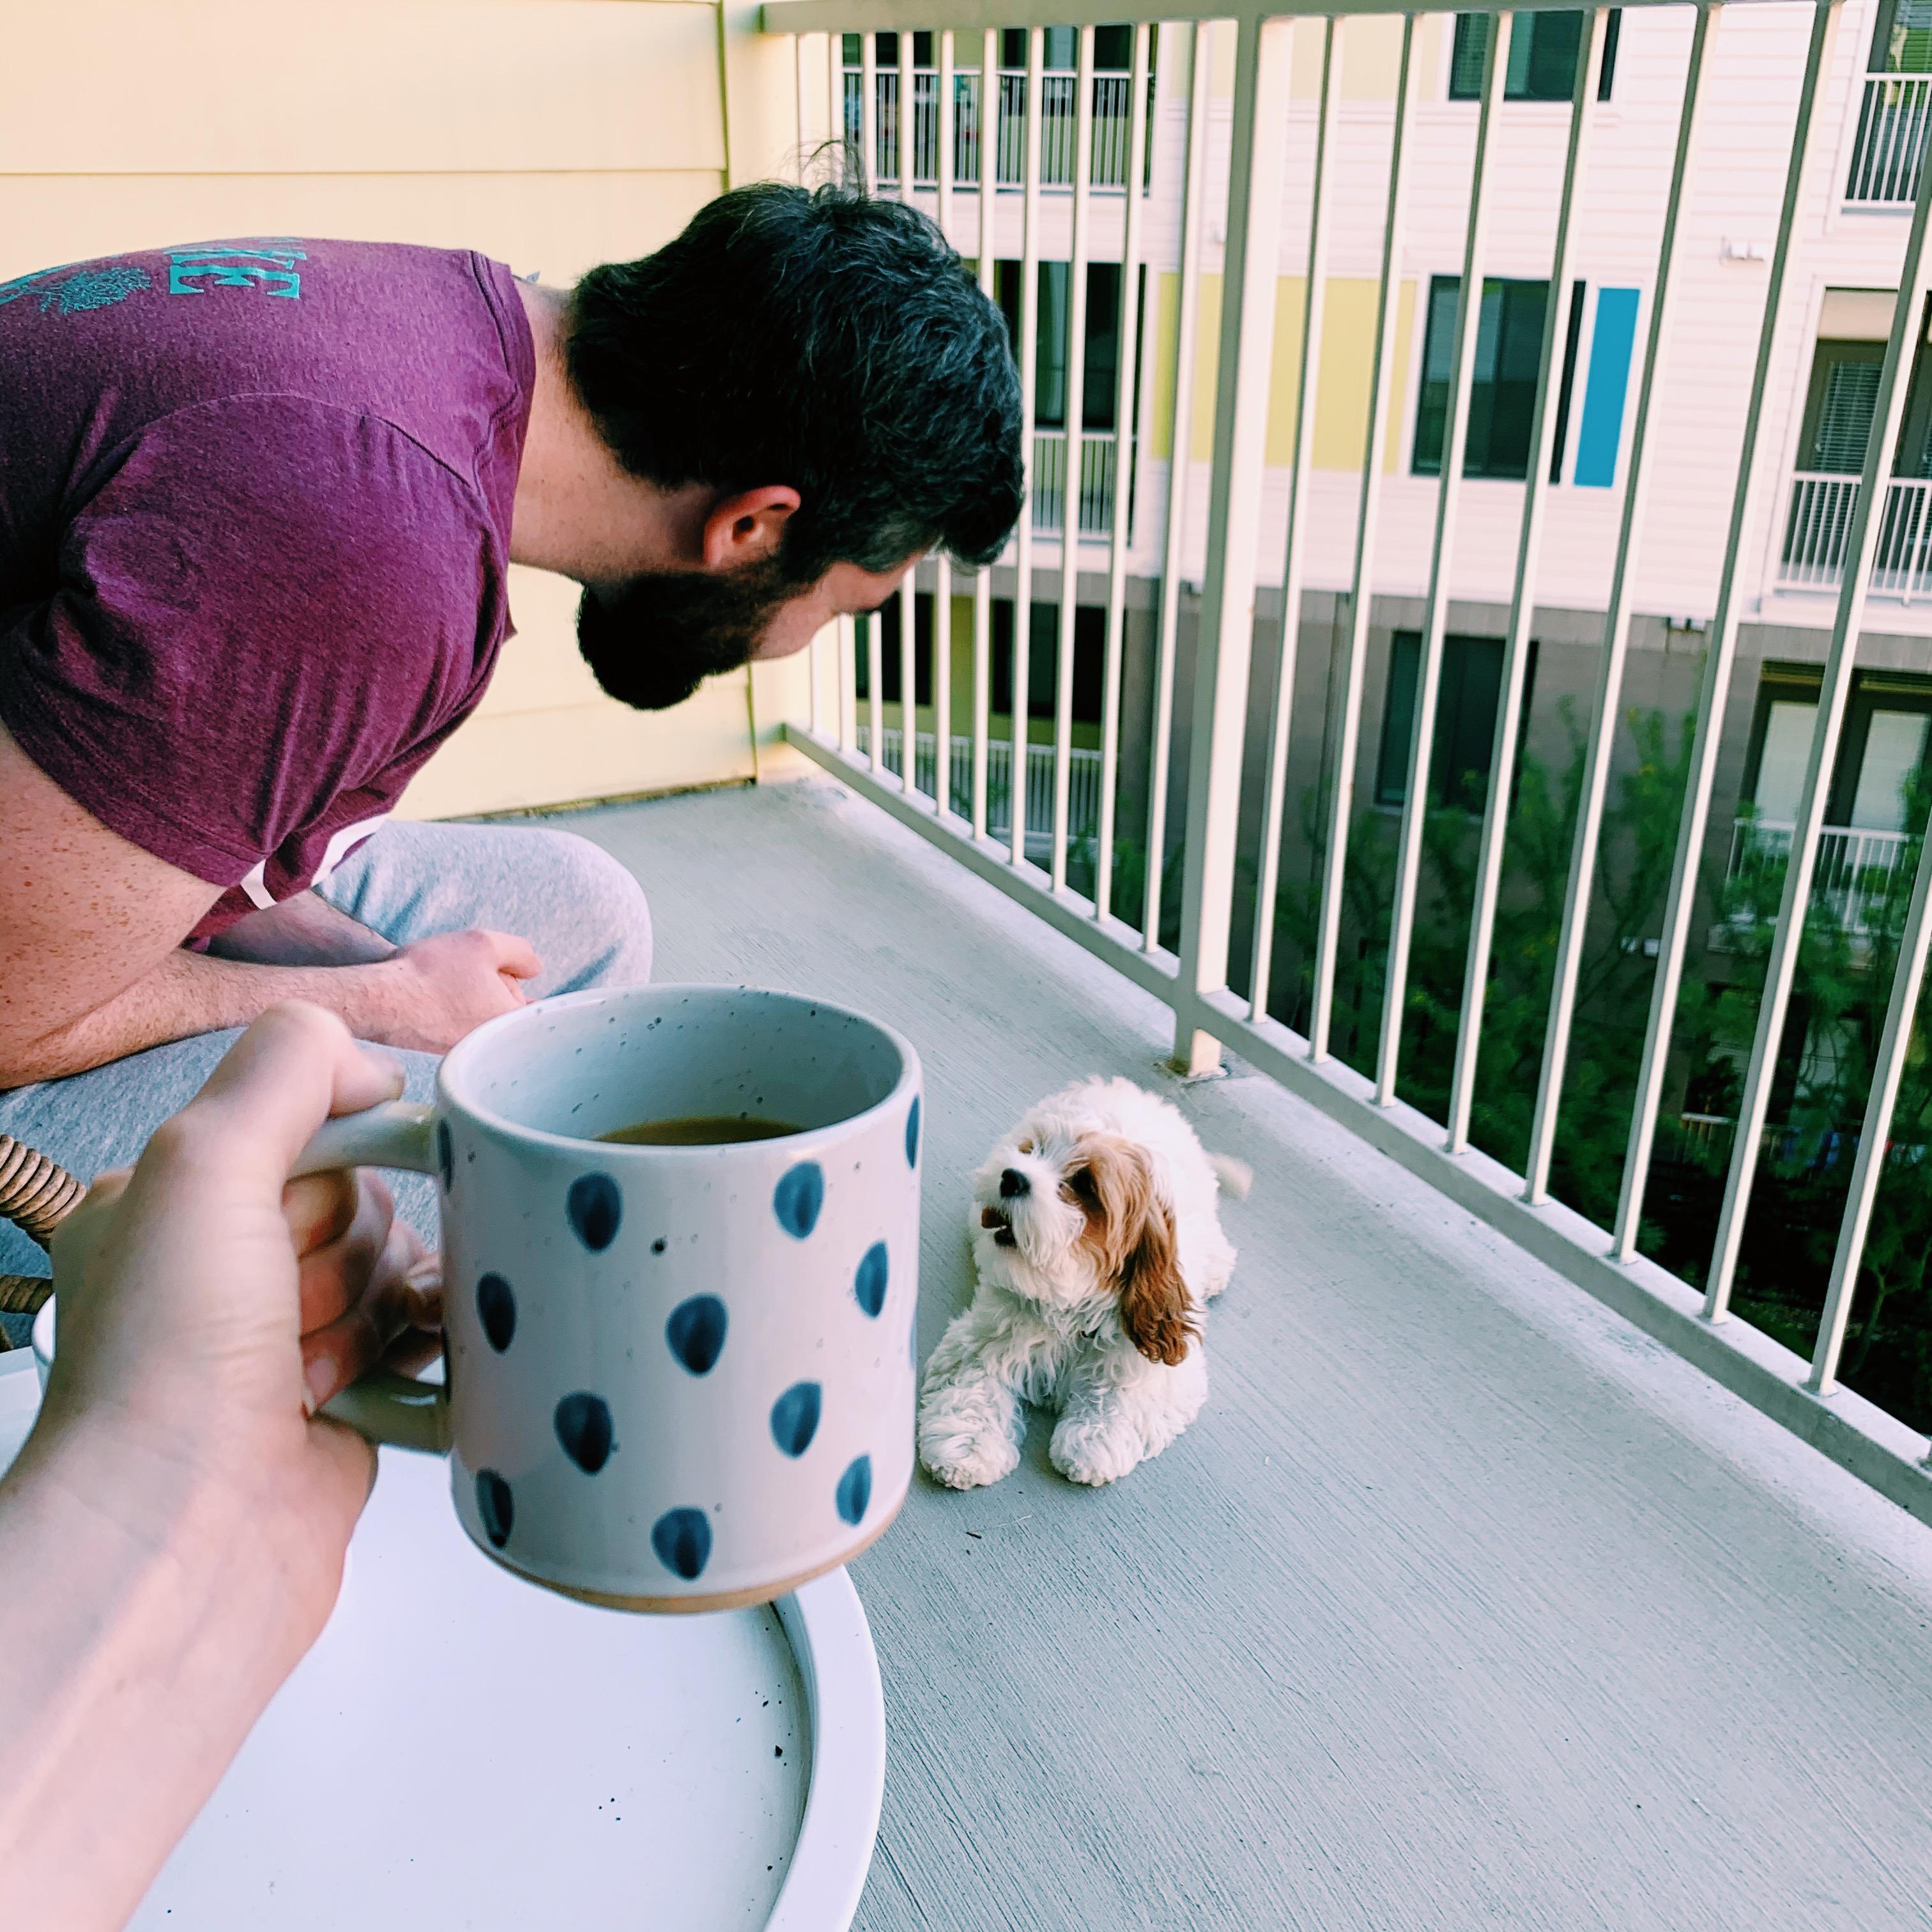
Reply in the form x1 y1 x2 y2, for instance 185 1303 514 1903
1376 632 1534 813
1412 277 1551 480
992 601 1105 721
1450 11 1619 103
1549 279 1587 483
852 594 933 705
1869 0 1932 73
1742 667 1932 830
994 260 1137 431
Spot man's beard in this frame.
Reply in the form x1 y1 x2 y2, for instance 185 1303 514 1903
576 557 806 712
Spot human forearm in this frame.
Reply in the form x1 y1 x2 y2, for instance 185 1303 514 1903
1 948 392 1085
0 1427 307 1932
205 891 397 968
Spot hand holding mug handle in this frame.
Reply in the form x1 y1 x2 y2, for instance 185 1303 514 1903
293 1101 453 1455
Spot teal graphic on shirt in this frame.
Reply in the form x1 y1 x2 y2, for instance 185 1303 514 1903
167 241 306 300
0 263 154 315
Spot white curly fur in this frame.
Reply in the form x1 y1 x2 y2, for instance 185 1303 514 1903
918 1077 1238 1489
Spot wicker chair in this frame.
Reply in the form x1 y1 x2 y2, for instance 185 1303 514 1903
0 1137 85 1341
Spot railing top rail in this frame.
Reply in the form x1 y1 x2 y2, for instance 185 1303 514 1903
767 0 1772 34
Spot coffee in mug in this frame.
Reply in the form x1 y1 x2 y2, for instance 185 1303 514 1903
291 985 922 1613
598 1116 803 1146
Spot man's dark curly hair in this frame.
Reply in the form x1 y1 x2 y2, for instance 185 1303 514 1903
565 181 1023 583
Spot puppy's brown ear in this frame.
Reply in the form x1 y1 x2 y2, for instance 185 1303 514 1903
1079 1136 1196 1366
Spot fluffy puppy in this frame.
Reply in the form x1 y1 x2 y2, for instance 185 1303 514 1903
919 1077 1244 1489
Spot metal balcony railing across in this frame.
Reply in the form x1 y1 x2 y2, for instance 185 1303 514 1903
1728 816 1913 936
855 723 1103 848
768 0 1932 1528
1780 471 1932 599
843 53 1145 188
1847 71 1932 204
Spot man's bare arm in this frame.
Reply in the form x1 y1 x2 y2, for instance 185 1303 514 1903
0 722 540 1085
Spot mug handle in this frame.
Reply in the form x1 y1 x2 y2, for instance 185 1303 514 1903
292 1101 452 1456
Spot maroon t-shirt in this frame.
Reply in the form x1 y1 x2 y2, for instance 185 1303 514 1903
0 238 535 938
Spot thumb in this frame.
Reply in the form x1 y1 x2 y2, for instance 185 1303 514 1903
481 931 543 981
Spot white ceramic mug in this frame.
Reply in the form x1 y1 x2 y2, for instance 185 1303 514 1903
290 984 922 1613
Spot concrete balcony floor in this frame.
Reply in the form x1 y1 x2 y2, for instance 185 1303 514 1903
567 774 1932 1932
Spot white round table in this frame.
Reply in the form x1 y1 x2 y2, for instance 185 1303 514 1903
0 1352 884 1931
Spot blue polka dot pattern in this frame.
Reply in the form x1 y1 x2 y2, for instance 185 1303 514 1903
567 1173 622 1251
773 1162 824 1240
855 1241 889 1318
554 1392 615 1473
475 1469 513 1548
905 1096 921 1169
652 1507 712 1580
436 1119 454 1193
770 1381 822 1457
836 1455 872 1526
666 1295 728 1376
476 1273 516 1353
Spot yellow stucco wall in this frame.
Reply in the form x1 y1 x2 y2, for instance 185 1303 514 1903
1149 272 1418 475
1 0 772 819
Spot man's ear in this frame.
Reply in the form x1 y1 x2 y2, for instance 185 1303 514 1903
701 486 802 571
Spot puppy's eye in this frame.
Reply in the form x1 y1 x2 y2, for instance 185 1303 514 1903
1066 1165 1098 1203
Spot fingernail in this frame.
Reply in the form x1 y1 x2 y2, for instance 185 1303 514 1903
304 1355 336 1416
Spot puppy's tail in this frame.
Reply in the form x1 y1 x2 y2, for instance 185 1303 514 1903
1208 1153 1254 1202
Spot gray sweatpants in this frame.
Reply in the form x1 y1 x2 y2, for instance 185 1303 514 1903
0 819 655 1299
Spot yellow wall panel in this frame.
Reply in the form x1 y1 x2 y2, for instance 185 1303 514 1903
0 2 725 176
398 671 756 820
1311 277 1417 473
0 172 724 288
1265 278 1308 467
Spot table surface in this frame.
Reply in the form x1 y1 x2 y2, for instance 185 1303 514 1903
0 1351 843 1931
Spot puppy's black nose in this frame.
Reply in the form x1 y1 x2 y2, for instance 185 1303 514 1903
999 1167 1030 1200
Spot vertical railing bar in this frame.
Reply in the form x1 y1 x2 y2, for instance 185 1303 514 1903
1522 3 1715 1204
1247 17 1339 1025
1375 9 1512 1107
934 27 956 820
1144 22 1213 951
1613 0 1841 1255
865 610 885 776
1011 24 1046 868
897 22 914 199
898 577 917 796
1809 825 1932 1393
796 33 810 171
894 25 916 792
831 27 847 172
1705 128 1932 1318
861 30 878 195
1172 10 1296 1075
972 24 999 842
1309 13 1419 1062
1446 8 1609 1153
1095 19 1152 926
1053 25 1099 893
838 612 857 756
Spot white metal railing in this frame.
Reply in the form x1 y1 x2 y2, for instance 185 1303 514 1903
1846 72 1932 204
776 1 1932 1526
845 58 1140 188
854 724 1102 847
1031 429 1121 535
1728 818 1912 935
1780 472 1932 598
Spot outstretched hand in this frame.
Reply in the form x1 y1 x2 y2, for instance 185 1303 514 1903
42 1001 441 1625
0 1002 446 1932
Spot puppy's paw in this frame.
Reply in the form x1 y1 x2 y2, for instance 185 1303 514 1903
1049 1418 1147 1487
921 1431 1020 1490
